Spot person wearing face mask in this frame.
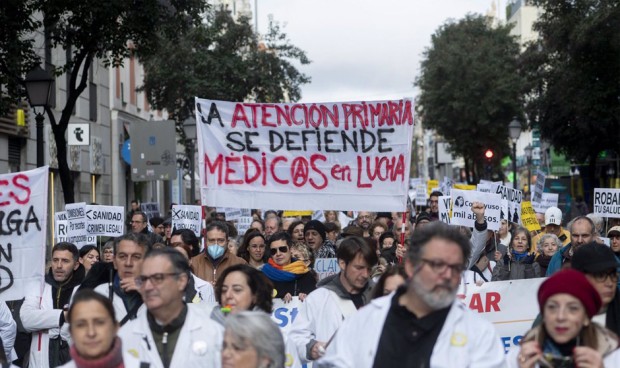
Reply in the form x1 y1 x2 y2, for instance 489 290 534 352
191 222 247 285
492 227 541 281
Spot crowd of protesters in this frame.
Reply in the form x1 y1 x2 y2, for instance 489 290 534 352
2 192 620 368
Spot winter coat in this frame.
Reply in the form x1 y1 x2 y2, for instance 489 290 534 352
492 253 540 281
190 249 247 284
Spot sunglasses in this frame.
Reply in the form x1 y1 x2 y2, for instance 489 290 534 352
270 246 289 256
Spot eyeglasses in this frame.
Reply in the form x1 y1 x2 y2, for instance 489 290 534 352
135 272 179 288
590 271 619 283
420 258 465 275
270 246 289 256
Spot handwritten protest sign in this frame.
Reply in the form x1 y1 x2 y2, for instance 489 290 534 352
0 166 48 301
491 184 523 225
593 188 620 218
196 98 415 211
171 205 202 236
520 201 541 232
450 190 501 231
438 195 451 224
66 202 90 248
314 258 339 280
532 192 559 213
85 205 124 237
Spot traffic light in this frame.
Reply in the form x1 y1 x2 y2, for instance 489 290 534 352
484 149 494 180
484 149 494 160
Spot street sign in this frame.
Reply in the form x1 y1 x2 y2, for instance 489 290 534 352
130 120 177 181
68 123 90 145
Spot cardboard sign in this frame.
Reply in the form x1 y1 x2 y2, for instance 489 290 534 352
0 167 49 301
491 184 523 225
520 201 541 232
224 208 242 221
593 188 620 219
140 202 160 219
85 205 124 237
427 179 439 195
171 205 202 236
236 216 253 235
532 170 546 204
415 183 427 205
55 211 68 244
196 98 415 211
450 190 501 231
438 195 451 224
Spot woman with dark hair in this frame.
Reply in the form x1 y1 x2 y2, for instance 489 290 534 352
215 264 274 317
262 232 316 302
371 265 406 299
378 231 398 265
507 270 620 367
287 220 306 243
237 229 268 269
78 245 99 276
59 289 139 368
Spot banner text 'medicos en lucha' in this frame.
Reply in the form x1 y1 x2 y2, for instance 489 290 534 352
195 98 415 211
0 166 48 301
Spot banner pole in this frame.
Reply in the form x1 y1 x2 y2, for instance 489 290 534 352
50 171 55 247
398 211 406 264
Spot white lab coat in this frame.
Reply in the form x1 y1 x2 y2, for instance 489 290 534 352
118 304 223 368
192 274 215 304
0 301 16 362
57 349 142 368
506 342 620 367
317 295 506 368
21 283 74 368
288 287 357 364
93 283 145 324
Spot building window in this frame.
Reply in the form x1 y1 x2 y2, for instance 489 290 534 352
89 65 97 122
8 139 22 172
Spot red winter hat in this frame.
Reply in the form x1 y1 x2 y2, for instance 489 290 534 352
538 269 602 319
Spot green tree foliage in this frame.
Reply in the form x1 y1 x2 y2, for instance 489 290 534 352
0 0 207 204
415 14 523 183
521 0 620 172
140 9 311 125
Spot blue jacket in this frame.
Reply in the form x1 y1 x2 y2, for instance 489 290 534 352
545 244 572 276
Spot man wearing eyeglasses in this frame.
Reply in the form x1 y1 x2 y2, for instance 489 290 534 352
130 211 164 246
355 211 374 237
318 222 505 368
191 221 246 284
120 247 223 367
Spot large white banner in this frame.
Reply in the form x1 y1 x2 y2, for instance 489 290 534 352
450 189 502 231
85 205 124 237
458 278 545 354
195 98 415 211
593 188 620 219
0 166 48 301
171 205 202 236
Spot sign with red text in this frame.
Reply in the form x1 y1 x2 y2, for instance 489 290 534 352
0 166 48 301
195 98 415 211
457 278 545 354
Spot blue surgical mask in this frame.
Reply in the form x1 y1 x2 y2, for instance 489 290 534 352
207 244 225 259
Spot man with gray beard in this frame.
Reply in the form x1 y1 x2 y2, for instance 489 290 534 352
317 222 505 368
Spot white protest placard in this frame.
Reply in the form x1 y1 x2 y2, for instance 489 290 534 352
477 184 491 193
85 205 124 237
457 278 545 354
0 166 48 301
438 195 451 224
236 216 253 235
271 297 306 368
593 188 620 218
55 211 68 243
532 170 546 204
415 183 427 206
450 189 501 231
314 258 339 280
440 177 453 196
196 98 415 211
140 202 160 219
224 208 242 221
171 205 202 236
66 202 90 248
311 210 325 222
532 192 559 213
240 208 251 217
491 184 523 225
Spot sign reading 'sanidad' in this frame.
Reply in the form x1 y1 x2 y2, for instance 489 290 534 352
195 98 415 211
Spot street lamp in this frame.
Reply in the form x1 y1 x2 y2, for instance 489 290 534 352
508 118 522 189
183 118 197 204
24 66 54 168
524 143 532 196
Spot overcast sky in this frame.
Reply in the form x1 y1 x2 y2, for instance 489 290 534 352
256 0 501 103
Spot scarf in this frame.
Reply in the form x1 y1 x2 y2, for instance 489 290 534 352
69 336 124 368
262 258 309 282
511 249 529 262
